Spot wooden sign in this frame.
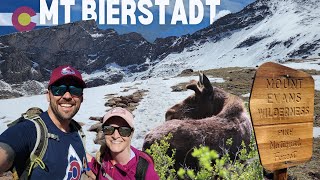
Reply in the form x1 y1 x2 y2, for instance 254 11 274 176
249 62 314 171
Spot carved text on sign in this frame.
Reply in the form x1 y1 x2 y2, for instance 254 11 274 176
274 151 298 162
258 106 310 118
270 138 302 150
266 78 303 89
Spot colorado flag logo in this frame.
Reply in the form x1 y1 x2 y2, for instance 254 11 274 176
11 6 37 31
0 1 53 33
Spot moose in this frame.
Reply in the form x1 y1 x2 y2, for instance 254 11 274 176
143 73 252 170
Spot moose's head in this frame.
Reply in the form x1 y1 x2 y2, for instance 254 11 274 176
165 73 226 121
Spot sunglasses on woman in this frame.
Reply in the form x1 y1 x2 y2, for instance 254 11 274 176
50 85 83 97
102 125 134 137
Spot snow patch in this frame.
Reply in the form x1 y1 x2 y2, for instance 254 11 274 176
215 10 231 21
90 33 104 38
32 61 39 68
0 80 12 91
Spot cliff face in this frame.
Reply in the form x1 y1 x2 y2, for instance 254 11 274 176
0 20 151 83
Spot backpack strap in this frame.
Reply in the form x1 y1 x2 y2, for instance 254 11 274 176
139 151 154 164
135 156 148 180
135 151 153 180
7 117 24 128
17 115 49 179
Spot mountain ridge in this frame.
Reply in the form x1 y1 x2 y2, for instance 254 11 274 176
0 0 319 98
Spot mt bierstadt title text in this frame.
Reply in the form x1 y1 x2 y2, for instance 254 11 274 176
40 0 221 25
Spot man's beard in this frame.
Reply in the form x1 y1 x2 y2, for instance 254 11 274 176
49 100 79 122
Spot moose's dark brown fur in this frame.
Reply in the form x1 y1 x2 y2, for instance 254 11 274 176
143 73 252 170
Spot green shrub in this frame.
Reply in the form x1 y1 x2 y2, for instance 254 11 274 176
145 133 177 180
178 146 221 180
220 136 264 180
146 133 263 180
178 136 264 180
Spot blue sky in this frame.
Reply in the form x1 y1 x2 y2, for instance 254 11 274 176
0 0 255 42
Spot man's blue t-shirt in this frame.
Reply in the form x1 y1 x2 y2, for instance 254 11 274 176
0 112 86 180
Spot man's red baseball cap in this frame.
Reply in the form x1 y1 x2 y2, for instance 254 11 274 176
48 65 86 88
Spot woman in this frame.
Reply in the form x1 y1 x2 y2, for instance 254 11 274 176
86 107 160 180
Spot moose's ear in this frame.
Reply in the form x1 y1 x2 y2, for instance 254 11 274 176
202 74 213 92
198 72 204 86
186 80 201 95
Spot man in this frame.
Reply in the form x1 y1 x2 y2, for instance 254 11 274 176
0 65 87 180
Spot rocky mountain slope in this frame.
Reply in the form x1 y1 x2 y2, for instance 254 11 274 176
137 0 320 78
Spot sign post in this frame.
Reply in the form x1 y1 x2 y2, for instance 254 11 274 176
249 62 314 179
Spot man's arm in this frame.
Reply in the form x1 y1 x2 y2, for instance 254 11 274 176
0 142 15 173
